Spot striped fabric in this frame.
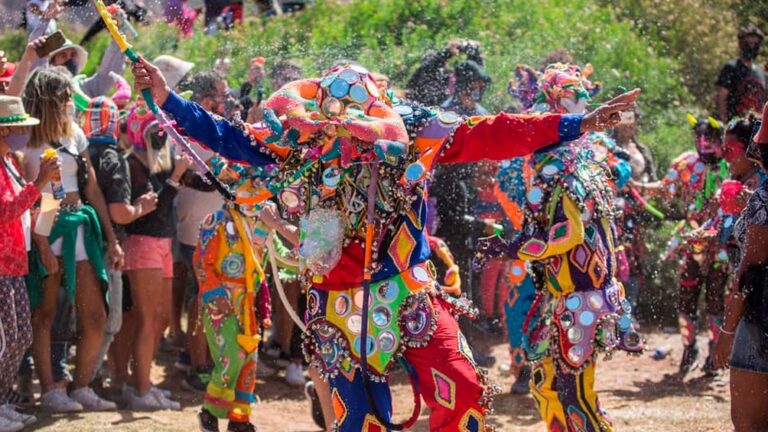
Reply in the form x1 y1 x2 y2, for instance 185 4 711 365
82 96 120 142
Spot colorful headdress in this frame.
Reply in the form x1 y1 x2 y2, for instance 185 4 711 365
533 63 600 114
82 96 120 144
507 64 540 111
126 102 157 150
316 64 380 117
687 113 723 159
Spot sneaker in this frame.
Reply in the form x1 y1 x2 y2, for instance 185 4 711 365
151 386 174 399
510 366 531 395
182 373 209 394
70 387 117 411
0 405 36 426
198 408 219 432
304 381 325 430
227 420 257 432
128 389 181 411
0 416 23 432
123 385 174 400
174 351 192 373
285 363 305 387
40 389 83 413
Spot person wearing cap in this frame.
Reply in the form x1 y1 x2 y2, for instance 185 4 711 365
406 38 484 107
432 59 496 368
714 102 768 431
715 24 766 122
0 95 59 432
26 10 127 99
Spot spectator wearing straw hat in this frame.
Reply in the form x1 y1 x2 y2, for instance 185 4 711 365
0 95 59 431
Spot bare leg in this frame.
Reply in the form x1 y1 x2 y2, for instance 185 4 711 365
126 269 164 394
31 269 63 394
170 261 187 344
72 261 108 389
187 297 209 369
730 368 768 432
154 277 173 354
109 309 136 388
308 366 334 432
275 279 301 352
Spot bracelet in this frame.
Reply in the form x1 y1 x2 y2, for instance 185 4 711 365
166 177 181 189
720 326 736 335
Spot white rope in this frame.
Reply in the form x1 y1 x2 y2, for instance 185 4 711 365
266 231 306 332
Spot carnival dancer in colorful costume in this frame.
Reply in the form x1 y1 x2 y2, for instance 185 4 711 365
492 157 539 394
195 159 299 432
131 57 637 431
632 115 731 375
478 63 644 432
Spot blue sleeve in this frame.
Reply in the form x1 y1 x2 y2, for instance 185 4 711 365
558 114 583 142
161 92 276 167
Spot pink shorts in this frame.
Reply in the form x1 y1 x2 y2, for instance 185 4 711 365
123 235 174 278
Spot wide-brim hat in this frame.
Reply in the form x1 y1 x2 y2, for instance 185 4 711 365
49 40 89 74
153 55 195 89
0 95 39 126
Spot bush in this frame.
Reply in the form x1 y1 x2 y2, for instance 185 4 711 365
0 0 734 326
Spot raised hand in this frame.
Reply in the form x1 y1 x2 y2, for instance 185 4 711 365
581 89 641 132
131 57 171 106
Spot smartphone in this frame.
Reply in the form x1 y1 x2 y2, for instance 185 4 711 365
35 31 67 58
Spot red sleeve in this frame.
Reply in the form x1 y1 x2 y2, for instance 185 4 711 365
438 113 563 164
0 169 40 223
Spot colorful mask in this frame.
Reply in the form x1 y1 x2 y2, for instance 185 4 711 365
687 114 723 164
533 63 600 114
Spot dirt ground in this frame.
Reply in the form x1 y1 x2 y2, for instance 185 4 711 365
30 331 731 432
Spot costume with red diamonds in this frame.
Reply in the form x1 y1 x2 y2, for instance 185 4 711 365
157 62 584 431
478 63 643 432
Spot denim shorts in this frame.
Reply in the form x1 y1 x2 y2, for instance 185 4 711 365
730 319 768 373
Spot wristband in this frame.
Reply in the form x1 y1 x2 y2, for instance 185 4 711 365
720 326 736 335
166 177 181 189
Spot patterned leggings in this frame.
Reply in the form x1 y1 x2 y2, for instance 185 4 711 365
201 300 257 422
530 357 613 432
330 297 489 432
0 276 32 403
678 254 728 346
504 274 536 369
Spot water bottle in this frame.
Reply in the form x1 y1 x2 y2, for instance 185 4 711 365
43 148 64 200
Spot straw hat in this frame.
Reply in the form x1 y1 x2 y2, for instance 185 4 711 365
0 95 40 127
154 55 195 89
48 39 89 74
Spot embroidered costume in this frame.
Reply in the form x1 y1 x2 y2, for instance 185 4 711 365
162 63 584 431
480 63 643 432
646 116 731 374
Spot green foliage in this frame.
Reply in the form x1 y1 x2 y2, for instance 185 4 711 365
604 0 739 112
1 0 744 325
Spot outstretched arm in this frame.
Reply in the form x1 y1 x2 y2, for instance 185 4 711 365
131 58 276 167
440 89 641 164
